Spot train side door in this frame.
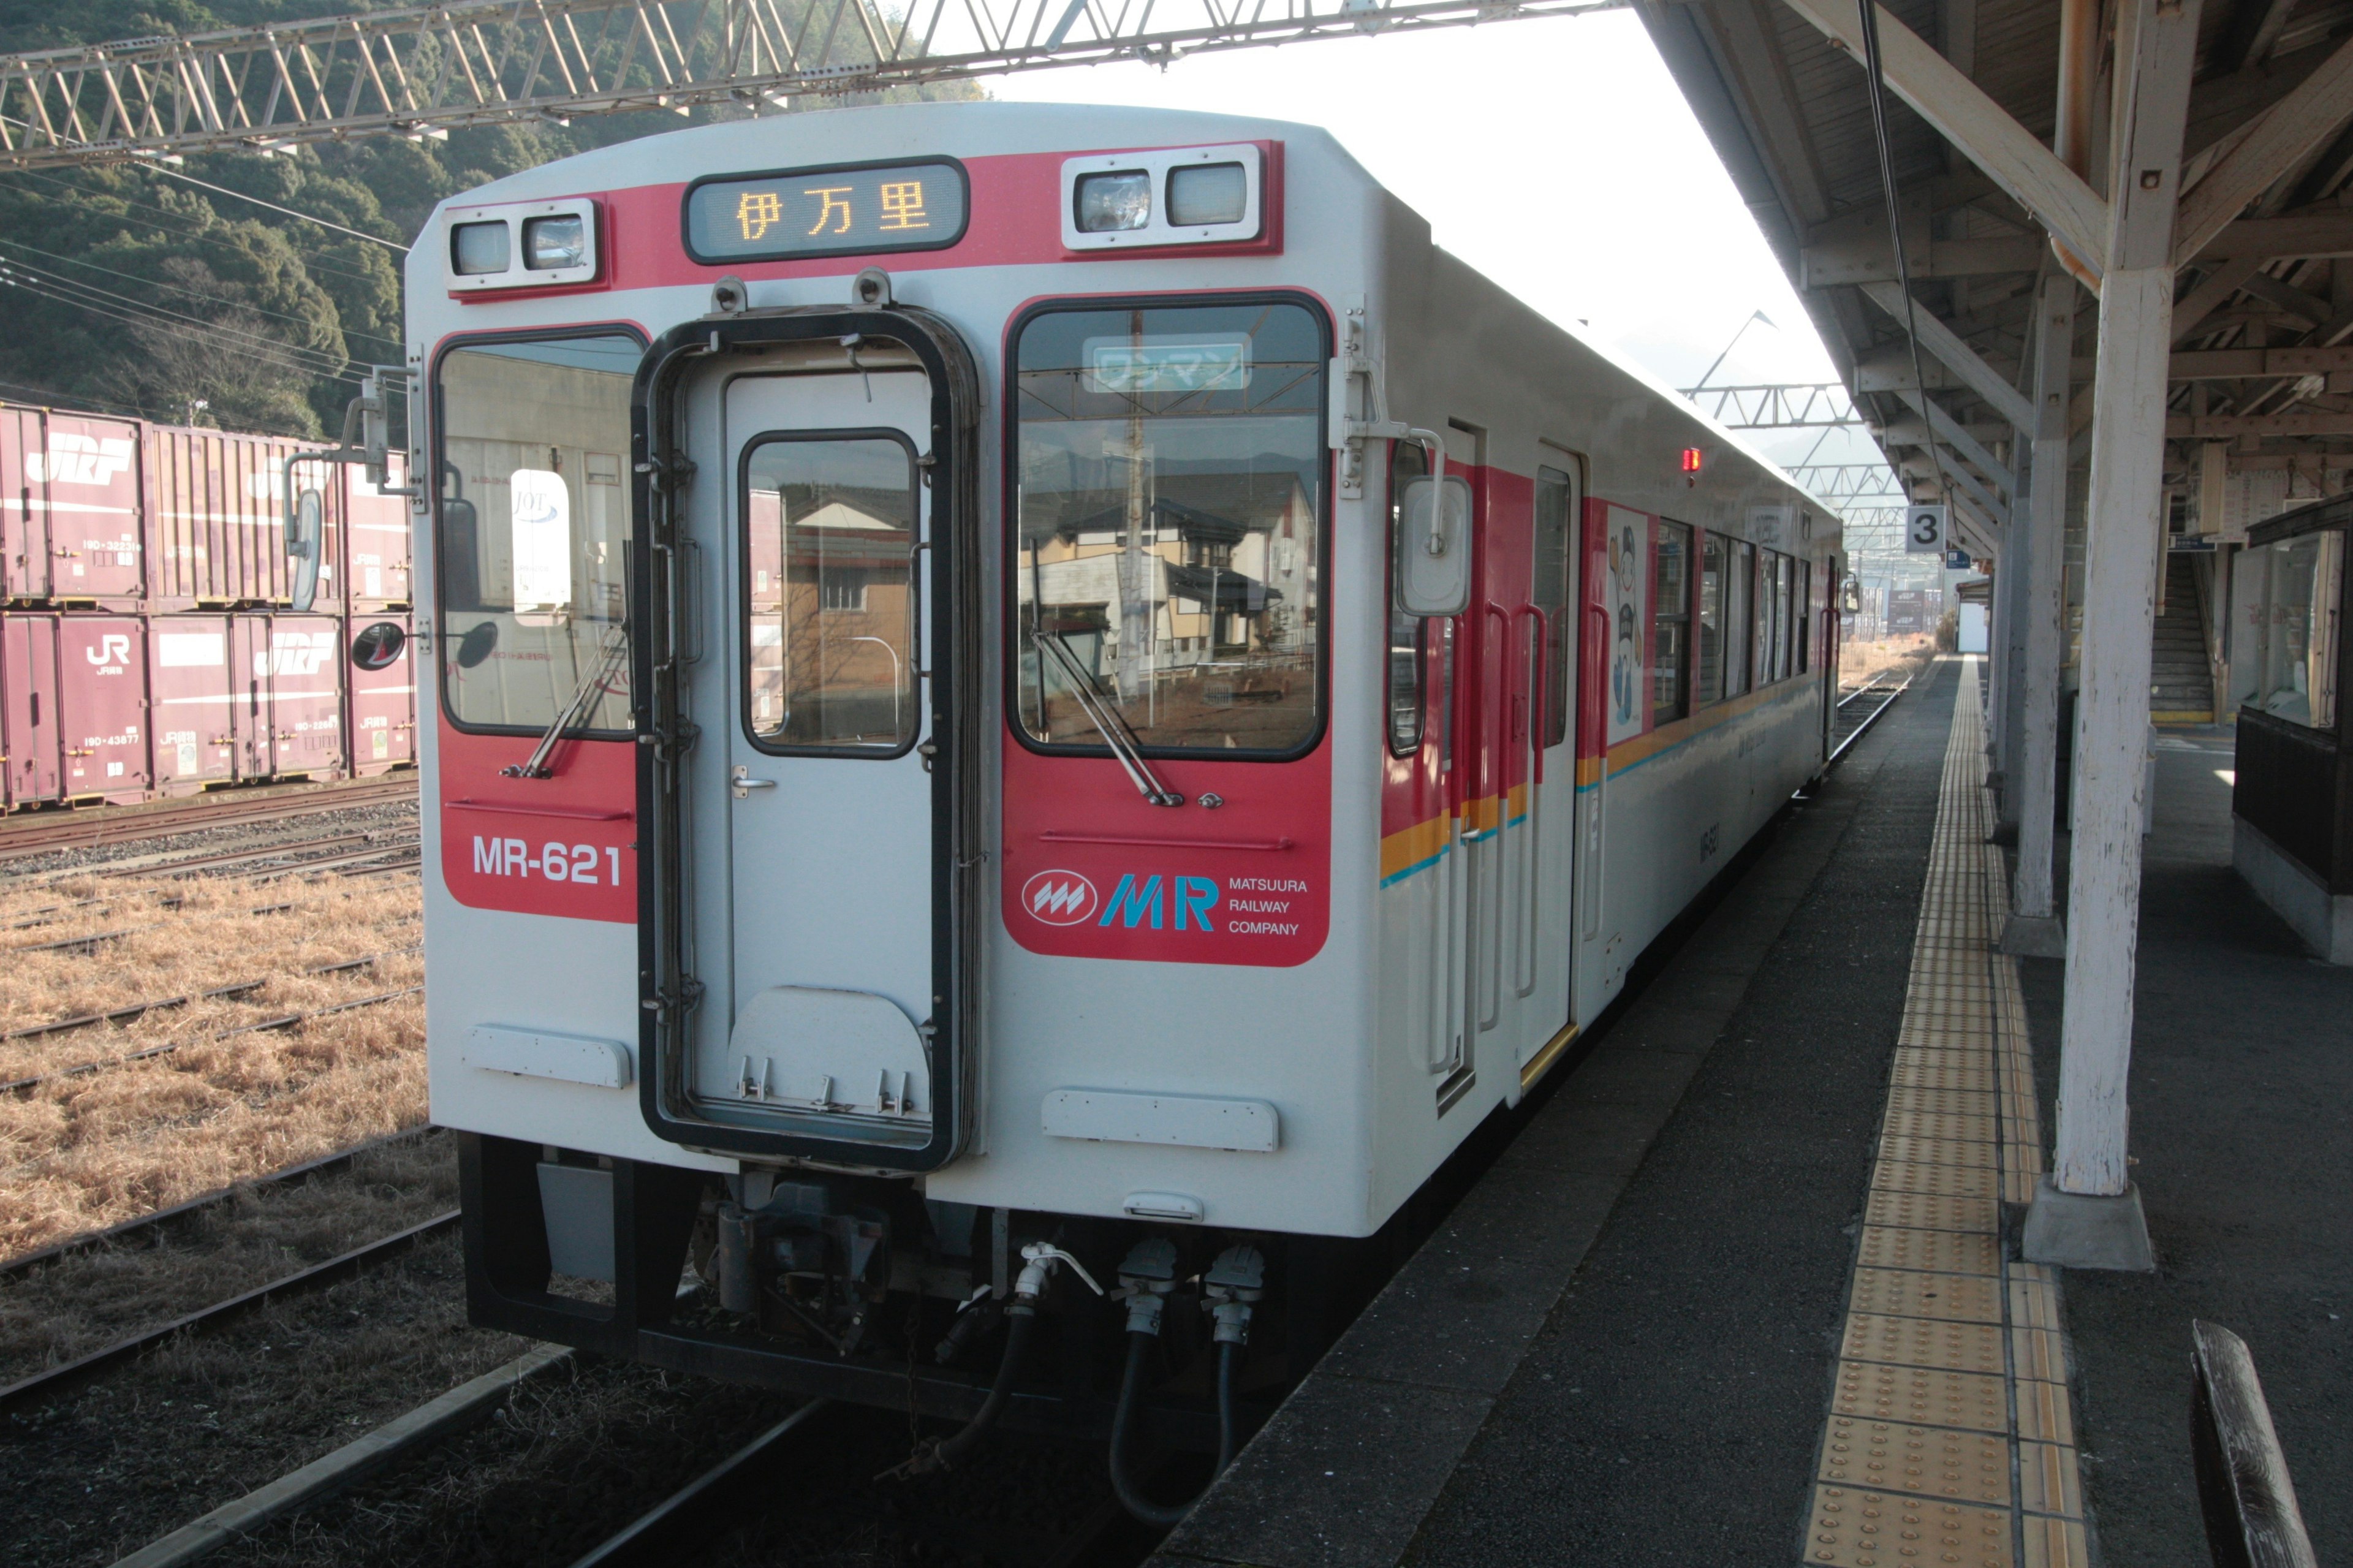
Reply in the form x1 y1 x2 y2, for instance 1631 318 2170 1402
1515 464 1579 1071
695 359 937 1141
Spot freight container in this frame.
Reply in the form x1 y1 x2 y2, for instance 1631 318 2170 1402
0 614 61 806
146 425 343 610
2 406 146 605
240 612 346 781
56 615 150 802
146 615 238 793
347 612 417 775
344 458 413 610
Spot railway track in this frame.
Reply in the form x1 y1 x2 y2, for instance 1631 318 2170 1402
0 775 418 861
1828 662 1920 765
1 947 422 1094
84 829 422 882
0 1210 458 1420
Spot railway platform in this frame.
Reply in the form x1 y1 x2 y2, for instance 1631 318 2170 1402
1146 656 2351 1567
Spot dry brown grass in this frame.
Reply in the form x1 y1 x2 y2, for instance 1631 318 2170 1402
0 870 427 1263
0 1132 457 1384
1840 636 1937 689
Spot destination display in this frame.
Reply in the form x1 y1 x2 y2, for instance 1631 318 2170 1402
683 159 968 262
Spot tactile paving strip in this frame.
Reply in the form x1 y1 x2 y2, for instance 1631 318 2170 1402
1803 1487 2014 1568
1798 661 2091 1568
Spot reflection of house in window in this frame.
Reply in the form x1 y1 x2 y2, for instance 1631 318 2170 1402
820 569 870 613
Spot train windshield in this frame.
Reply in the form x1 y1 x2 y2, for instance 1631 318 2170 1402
434 333 639 733
1012 300 1324 756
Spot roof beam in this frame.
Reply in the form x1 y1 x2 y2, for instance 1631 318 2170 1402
2172 34 2353 268
1799 235 2047 287
1894 390 2016 492
2171 256 2266 343
2170 344 2353 377
2166 411 2353 437
2208 0 2298 85
2192 211 2353 260
1776 0 2110 272
1860 282 2039 428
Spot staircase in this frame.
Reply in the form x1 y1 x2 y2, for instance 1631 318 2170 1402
2150 552 2215 724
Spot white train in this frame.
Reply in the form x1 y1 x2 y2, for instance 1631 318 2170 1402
389 100 1839 1491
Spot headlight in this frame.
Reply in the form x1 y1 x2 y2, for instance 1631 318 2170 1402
1074 171 1151 233
523 214 587 271
1167 163 1248 227
450 221 512 276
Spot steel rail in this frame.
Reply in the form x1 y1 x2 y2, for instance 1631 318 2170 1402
0 941 420 1052
564 1400 836 1568
0 0 1627 169
3 976 423 1096
1827 668 1915 765
87 830 421 880
0 1210 460 1417
0 776 416 858
0 1124 441 1285
3 903 295 957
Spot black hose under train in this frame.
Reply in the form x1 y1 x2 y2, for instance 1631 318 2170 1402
896 1309 1036 1477
1109 1330 1238 1527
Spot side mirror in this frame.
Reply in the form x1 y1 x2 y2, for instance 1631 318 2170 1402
1395 474 1474 618
455 621 499 670
287 486 325 613
350 620 407 672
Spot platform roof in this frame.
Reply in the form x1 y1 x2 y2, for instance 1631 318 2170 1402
1646 0 2353 550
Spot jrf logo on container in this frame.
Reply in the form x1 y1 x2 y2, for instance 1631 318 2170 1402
28 434 134 485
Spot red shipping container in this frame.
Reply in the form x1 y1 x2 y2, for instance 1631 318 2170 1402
56 615 150 802
1 404 145 604
147 426 343 610
344 457 412 610
1 614 61 807
146 615 238 793
347 612 416 775
238 613 346 781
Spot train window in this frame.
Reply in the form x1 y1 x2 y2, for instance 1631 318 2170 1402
1533 466 1575 746
1724 538 1752 699
1653 520 1691 725
1387 441 1429 756
1696 532 1725 707
1012 298 1326 757
435 333 640 734
740 433 920 753
1797 560 1813 674
1752 547 1779 687
1775 552 1796 681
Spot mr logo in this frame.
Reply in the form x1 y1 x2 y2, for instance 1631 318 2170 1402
1021 869 1099 926
1097 873 1221 933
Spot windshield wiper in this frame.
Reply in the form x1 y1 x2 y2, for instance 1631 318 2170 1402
503 624 631 779
1029 627 1184 808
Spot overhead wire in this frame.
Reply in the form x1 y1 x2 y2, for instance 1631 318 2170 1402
137 163 411 252
0 268 365 386
0 170 388 285
1854 0 1965 556
0 236 403 354
0 257 362 378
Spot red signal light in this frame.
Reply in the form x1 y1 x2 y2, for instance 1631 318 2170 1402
1680 447 1703 474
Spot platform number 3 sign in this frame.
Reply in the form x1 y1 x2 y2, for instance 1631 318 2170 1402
1905 505 1947 555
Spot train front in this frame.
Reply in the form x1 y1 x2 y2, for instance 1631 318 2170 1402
407 102 1379 1483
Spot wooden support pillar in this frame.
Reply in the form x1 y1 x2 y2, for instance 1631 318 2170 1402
2006 273 2076 944
2026 0 2199 1272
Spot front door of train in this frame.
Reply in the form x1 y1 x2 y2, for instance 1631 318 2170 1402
643 314 973 1170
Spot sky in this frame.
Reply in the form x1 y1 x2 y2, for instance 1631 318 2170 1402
991 9 1890 478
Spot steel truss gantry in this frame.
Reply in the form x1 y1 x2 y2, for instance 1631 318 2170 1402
0 0 1626 168
1679 381 1863 430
